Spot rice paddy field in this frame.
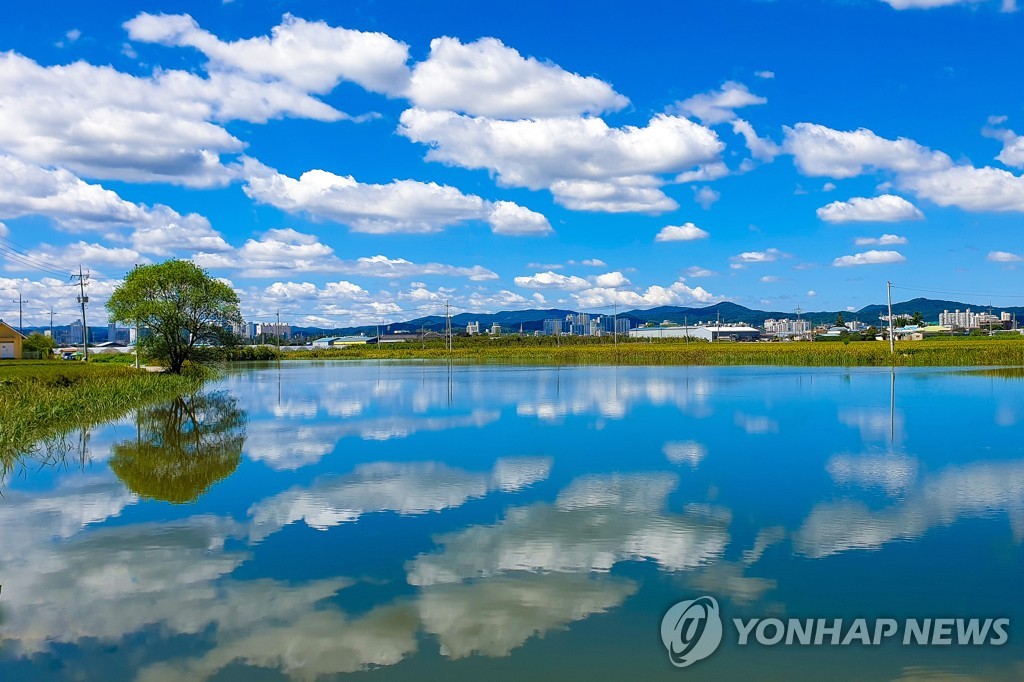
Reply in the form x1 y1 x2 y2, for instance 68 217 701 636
0 361 204 470
281 336 1024 367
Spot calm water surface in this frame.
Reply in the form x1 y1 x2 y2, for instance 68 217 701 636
2 362 1023 680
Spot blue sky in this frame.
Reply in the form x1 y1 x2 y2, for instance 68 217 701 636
1 0 1023 328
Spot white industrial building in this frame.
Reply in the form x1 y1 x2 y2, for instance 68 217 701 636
629 324 761 341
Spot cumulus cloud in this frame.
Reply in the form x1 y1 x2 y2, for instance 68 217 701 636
817 194 924 223
784 123 951 179
571 279 718 309
731 119 781 162
832 250 907 267
987 250 1022 262
855 234 908 246
732 248 783 263
399 109 723 213
580 258 607 267
593 271 630 288
786 122 1024 213
899 165 1024 211
243 162 550 235
125 12 410 95
406 36 627 118
0 155 229 258
655 223 710 242
195 230 499 280
513 271 591 290
4 241 141 276
675 81 767 125
684 265 715 277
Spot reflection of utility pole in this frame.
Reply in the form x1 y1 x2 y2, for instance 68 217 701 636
74 266 90 361
890 369 895 444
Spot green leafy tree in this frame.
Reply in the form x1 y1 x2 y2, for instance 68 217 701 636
106 260 242 373
110 391 246 504
835 312 845 327
22 332 56 355
911 311 924 326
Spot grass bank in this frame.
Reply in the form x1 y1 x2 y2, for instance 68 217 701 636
0 361 205 471
274 336 1024 366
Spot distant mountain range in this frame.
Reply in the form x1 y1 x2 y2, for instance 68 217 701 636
14 298 1019 341
290 297 1024 337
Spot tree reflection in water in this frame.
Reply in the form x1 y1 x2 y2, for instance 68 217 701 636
110 391 246 504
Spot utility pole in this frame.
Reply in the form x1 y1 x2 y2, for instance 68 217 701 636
887 280 895 355
74 266 90 361
11 293 25 334
49 307 54 340
276 310 282 352
716 310 721 343
685 315 689 343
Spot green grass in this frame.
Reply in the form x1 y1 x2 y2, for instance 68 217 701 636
0 361 206 472
275 335 1024 367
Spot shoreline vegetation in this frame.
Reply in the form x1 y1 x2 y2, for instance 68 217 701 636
228 335 1024 367
0 361 206 473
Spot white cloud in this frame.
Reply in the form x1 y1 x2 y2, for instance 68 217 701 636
880 0 983 8
513 271 591 290
580 258 607 267
694 185 720 209
784 123 951 179
675 81 767 125
900 165 1024 212
731 119 781 162
832 250 907 267
675 162 730 183
987 250 1022 262
593 271 630 288
684 265 715 277
755 70 775 79
855 234 908 246
759 275 781 283
0 155 229 256
406 36 627 118
733 248 782 263
655 223 710 242
4 241 141 275
399 108 722 213
787 122 1024 213
193 229 336 277
571 279 718 309
124 12 411 96
487 201 553 235
816 194 924 223
807 290 817 297
243 162 550 235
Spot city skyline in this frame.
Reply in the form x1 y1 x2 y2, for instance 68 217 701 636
1 1 1024 329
